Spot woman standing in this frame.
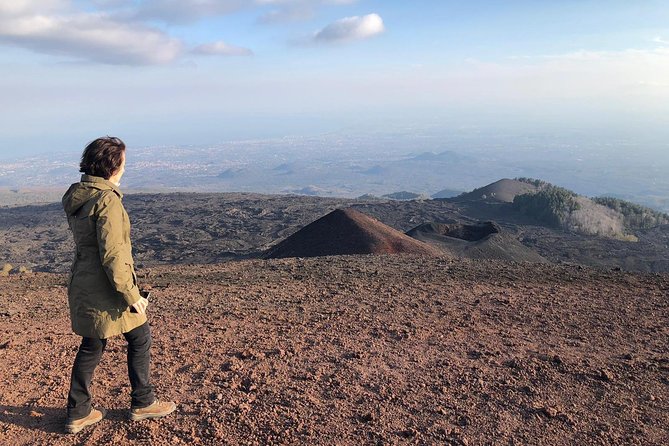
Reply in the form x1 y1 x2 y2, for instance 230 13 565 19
62 137 176 434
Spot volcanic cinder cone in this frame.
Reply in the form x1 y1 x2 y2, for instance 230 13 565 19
264 208 441 259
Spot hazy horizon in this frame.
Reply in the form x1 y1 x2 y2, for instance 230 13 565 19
1 1 668 159
2 127 668 213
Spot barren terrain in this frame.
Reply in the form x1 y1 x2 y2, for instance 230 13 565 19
1 255 667 445
1 193 669 273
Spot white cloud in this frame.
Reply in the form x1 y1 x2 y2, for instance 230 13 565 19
313 13 384 43
0 0 67 16
0 0 369 65
653 36 669 45
0 9 183 65
0 0 252 65
192 41 253 56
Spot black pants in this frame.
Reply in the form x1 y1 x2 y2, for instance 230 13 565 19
67 322 156 419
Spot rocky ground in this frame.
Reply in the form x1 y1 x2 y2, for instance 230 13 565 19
0 255 668 445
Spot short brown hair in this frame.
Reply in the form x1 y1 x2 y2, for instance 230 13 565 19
79 137 125 179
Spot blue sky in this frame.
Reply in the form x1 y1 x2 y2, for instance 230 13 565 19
0 0 668 157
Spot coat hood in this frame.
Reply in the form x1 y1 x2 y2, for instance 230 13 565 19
62 175 122 216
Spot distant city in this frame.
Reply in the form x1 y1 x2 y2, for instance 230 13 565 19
1 129 667 213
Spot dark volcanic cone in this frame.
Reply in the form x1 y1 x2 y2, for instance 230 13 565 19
264 208 441 259
407 221 547 263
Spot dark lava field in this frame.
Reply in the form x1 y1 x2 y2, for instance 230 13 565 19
1 192 668 273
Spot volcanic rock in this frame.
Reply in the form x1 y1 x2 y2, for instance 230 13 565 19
264 208 441 259
1 263 12 277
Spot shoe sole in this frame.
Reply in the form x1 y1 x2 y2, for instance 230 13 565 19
65 409 106 434
129 404 176 421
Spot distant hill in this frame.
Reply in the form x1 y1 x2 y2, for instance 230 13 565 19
408 151 468 162
287 186 327 196
361 165 386 175
217 168 245 179
272 163 294 175
510 180 641 240
592 196 669 229
382 191 429 201
431 188 463 199
451 177 667 240
355 194 384 201
512 183 581 228
456 179 539 203
264 208 441 259
406 221 546 263
446 177 668 241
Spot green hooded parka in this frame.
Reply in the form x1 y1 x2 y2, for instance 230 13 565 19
62 175 146 339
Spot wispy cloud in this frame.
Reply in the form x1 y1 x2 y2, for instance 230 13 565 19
0 7 182 65
0 0 371 65
313 13 385 43
191 41 253 57
653 36 669 45
0 0 248 65
0 1 68 15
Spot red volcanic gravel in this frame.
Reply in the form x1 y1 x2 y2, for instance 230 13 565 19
0 255 668 445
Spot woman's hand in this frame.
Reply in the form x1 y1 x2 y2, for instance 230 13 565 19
131 297 149 315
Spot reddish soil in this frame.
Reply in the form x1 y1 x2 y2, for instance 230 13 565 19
265 208 441 259
0 255 668 445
